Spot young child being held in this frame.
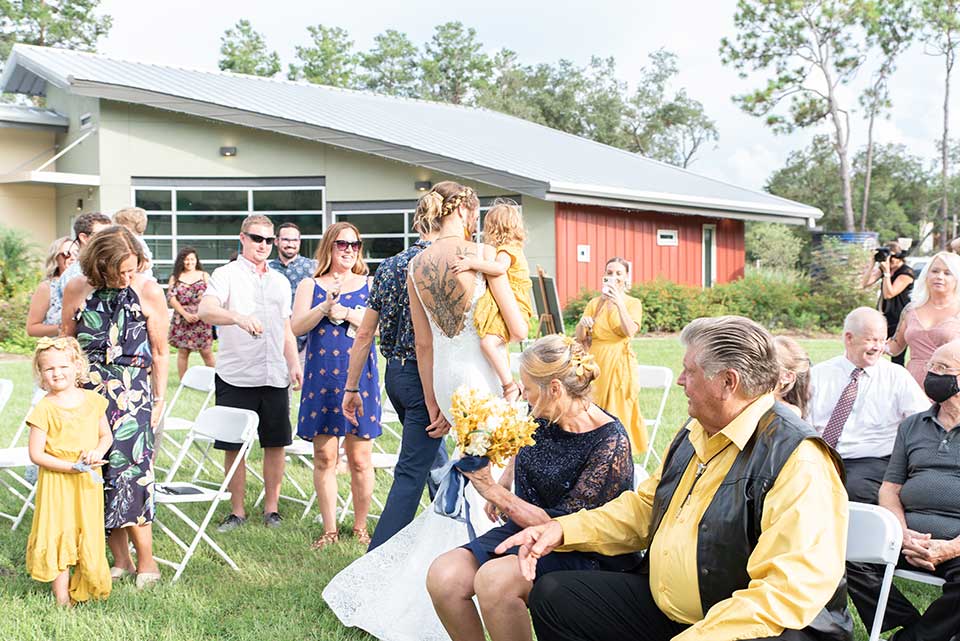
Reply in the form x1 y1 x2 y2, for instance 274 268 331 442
26 336 112 606
453 199 534 400
114 207 155 280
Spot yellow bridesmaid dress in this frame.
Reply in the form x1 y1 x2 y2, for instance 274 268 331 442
25 390 111 603
473 245 535 340
583 295 647 453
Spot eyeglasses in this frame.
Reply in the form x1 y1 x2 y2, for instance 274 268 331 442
243 232 276 246
334 240 362 251
929 362 960 376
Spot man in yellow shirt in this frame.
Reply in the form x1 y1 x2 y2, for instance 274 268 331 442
497 316 852 641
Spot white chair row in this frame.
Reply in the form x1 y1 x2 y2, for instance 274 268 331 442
0 383 43 530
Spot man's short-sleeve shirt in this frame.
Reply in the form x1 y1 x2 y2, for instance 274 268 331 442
204 255 292 388
367 240 430 362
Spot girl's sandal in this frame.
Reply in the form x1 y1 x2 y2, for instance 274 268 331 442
310 531 340 551
352 528 371 546
502 381 521 402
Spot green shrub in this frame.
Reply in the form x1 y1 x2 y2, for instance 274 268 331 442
804 239 875 330
0 292 35 354
632 278 713 332
562 287 599 332
707 268 808 329
745 222 804 271
0 225 42 354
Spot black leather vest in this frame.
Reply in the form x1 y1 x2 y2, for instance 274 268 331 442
644 402 853 641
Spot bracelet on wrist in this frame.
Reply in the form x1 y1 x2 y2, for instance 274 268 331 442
344 387 360 394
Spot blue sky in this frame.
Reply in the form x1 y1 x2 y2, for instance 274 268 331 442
98 0 959 192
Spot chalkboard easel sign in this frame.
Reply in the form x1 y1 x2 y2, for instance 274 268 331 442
529 266 565 337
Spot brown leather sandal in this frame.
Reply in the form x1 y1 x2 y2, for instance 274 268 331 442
352 527 371 546
310 531 340 550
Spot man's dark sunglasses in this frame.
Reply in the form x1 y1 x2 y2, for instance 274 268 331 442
243 232 276 245
334 240 362 251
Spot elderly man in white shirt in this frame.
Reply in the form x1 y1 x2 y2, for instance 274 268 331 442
809 307 929 504
199 214 303 532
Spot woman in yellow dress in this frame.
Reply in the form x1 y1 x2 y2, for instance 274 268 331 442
574 257 646 453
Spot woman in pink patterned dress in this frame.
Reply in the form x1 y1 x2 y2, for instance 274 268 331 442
887 251 960 386
167 247 215 378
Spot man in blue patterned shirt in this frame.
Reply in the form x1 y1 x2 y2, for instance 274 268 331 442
268 222 318 355
342 211 444 550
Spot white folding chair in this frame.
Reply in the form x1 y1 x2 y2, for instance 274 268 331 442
846 502 903 641
633 462 649 490
894 568 946 587
636 365 673 469
0 382 41 530
157 366 216 483
153 406 259 582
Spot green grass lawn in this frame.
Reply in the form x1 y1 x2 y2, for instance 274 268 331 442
0 338 939 640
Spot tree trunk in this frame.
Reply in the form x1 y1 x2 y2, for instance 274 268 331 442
860 108 877 232
942 52 952 249
827 99 856 231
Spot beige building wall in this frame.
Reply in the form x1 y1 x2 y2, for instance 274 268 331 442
0 127 58 243
45 88 102 236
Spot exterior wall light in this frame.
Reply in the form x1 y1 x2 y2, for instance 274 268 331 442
415 181 432 191
220 146 238 157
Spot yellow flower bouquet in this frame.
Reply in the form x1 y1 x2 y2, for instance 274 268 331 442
448 386 538 465
433 386 538 532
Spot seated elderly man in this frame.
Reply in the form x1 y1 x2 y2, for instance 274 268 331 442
809 307 928 504
497 316 852 641
847 339 960 641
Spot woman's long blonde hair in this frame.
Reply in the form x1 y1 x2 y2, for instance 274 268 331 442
43 236 72 280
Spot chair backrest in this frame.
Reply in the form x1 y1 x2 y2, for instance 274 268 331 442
846 502 902 565
9 386 46 448
192 406 259 445
0 379 14 417
635 365 673 390
180 366 216 393
633 463 649 490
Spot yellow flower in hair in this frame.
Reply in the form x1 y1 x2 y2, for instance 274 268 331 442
570 350 597 377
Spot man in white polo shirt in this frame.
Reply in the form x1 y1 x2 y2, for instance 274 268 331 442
809 307 929 504
199 214 303 531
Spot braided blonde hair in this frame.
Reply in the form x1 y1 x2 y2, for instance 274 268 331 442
415 180 479 234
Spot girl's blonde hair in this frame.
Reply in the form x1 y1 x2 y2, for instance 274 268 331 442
773 335 811 416
519 334 600 423
483 199 525 247
33 336 90 390
44 236 73 280
114 207 149 235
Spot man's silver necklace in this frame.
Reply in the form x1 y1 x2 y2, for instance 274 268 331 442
678 442 735 517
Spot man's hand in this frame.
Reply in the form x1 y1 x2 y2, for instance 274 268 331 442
235 314 263 337
289 364 303 391
426 412 450 438
452 255 479 274
495 520 564 581
342 391 363 427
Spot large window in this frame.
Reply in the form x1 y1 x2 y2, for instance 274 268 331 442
132 180 326 284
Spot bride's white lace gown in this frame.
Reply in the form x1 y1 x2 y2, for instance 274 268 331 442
323 270 504 641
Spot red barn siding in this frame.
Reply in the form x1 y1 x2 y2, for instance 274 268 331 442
554 203 745 305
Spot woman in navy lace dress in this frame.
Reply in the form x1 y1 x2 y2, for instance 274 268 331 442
427 334 637 641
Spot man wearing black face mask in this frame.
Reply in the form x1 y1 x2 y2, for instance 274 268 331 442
847 340 960 641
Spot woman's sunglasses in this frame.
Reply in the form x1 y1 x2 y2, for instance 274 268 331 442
243 232 276 246
334 240 362 251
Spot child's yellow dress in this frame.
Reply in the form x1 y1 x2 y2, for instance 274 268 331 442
582 295 647 453
474 245 534 340
26 390 111 602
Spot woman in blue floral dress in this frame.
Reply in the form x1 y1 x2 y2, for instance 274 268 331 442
62 225 170 587
292 222 381 549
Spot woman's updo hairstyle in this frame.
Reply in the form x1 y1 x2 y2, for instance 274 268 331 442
519 335 600 419
415 180 479 234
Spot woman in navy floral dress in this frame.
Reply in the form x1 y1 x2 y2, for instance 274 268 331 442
62 226 170 587
292 222 381 549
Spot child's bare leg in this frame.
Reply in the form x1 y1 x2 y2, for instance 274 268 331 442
481 334 518 400
52 570 70 606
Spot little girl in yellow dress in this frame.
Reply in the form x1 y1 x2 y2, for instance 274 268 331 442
453 200 534 400
26 336 113 606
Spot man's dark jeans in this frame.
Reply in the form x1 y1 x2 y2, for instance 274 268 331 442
368 358 448 551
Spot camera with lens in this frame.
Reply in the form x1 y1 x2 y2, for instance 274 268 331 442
874 247 892 263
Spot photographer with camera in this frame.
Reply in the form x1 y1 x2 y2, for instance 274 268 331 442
575 257 646 454
861 241 914 366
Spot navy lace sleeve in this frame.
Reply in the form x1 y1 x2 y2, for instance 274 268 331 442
514 415 634 516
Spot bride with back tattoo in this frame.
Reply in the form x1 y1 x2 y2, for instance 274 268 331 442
323 181 529 641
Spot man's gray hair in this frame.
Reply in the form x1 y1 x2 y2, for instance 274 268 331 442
843 307 886 336
679 315 780 397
